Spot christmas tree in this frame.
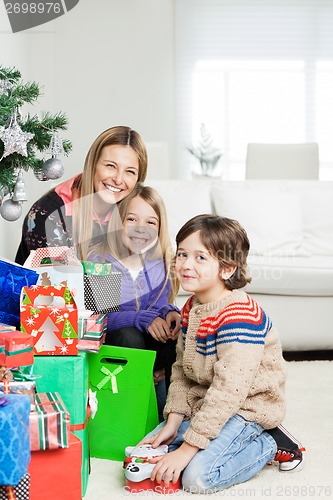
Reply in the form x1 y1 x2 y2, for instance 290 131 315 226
0 65 72 221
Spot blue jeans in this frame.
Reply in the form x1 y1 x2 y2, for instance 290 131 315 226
144 414 277 493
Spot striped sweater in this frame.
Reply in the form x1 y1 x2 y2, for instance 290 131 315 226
164 290 286 450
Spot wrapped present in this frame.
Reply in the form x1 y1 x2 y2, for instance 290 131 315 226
81 261 112 275
0 330 34 368
0 258 39 329
29 432 81 500
32 353 89 495
0 473 30 500
82 261 121 314
0 380 36 407
24 246 85 310
78 311 107 352
29 392 70 451
20 285 78 356
0 394 31 486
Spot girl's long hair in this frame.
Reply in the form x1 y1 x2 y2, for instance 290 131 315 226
72 126 148 260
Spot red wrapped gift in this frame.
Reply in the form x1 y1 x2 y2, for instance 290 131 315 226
28 432 82 500
0 330 34 368
78 312 107 352
20 285 78 356
29 392 70 450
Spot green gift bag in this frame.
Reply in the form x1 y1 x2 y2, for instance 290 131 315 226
88 345 159 461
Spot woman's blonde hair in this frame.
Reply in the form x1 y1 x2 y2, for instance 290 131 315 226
97 184 178 303
72 126 148 260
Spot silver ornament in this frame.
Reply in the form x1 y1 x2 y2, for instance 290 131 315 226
0 121 34 158
47 131 65 156
0 79 13 97
13 171 28 202
0 199 23 221
34 169 49 181
42 157 64 180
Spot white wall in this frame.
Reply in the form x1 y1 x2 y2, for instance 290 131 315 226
0 0 175 260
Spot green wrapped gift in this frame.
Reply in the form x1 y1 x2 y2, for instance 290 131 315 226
81 261 112 276
32 353 89 496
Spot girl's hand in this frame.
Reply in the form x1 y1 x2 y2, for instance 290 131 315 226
165 311 181 339
150 443 199 488
153 368 165 385
148 317 169 342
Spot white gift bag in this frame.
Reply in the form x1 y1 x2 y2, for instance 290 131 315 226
24 246 85 310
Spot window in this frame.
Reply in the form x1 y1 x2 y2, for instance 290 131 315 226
175 0 333 180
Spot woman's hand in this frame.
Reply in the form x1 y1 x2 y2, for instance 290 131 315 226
150 442 199 488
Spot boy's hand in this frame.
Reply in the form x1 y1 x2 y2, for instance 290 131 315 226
150 443 199 488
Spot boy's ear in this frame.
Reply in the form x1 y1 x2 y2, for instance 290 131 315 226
221 265 237 280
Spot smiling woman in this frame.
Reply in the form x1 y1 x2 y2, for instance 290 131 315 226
15 126 148 264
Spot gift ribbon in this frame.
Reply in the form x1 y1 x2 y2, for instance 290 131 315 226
5 486 16 500
97 365 123 393
3 346 32 356
2 379 10 394
11 366 42 381
70 405 91 431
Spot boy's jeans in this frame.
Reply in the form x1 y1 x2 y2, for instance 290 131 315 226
145 414 277 493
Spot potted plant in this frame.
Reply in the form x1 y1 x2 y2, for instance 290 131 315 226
187 123 223 177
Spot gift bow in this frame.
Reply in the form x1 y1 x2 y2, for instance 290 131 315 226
97 365 123 394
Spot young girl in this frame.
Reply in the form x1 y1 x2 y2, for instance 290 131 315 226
88 184 180 415
140 214 304 492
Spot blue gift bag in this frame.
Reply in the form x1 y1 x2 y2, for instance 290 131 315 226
0 394 31 486
0 259 38 328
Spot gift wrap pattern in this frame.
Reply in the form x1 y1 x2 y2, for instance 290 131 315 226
82 261 121 314
0 380 36 406
78 313 107 351
29 392 70 450
0 394 31 486
0 473 30 500
20 285 78 355
0 259 38 329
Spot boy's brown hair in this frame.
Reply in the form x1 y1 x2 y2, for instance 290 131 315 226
175 214 252 290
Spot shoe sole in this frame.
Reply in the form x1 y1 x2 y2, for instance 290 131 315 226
279 458 304 472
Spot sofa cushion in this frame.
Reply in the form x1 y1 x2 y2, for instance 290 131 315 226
289 180 333 255
211 181 305 256
246 255 333 296
148 179 212 246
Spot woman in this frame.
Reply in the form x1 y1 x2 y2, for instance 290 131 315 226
15 125 148 264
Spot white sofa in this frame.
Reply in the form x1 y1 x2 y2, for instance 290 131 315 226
148 179 333 352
